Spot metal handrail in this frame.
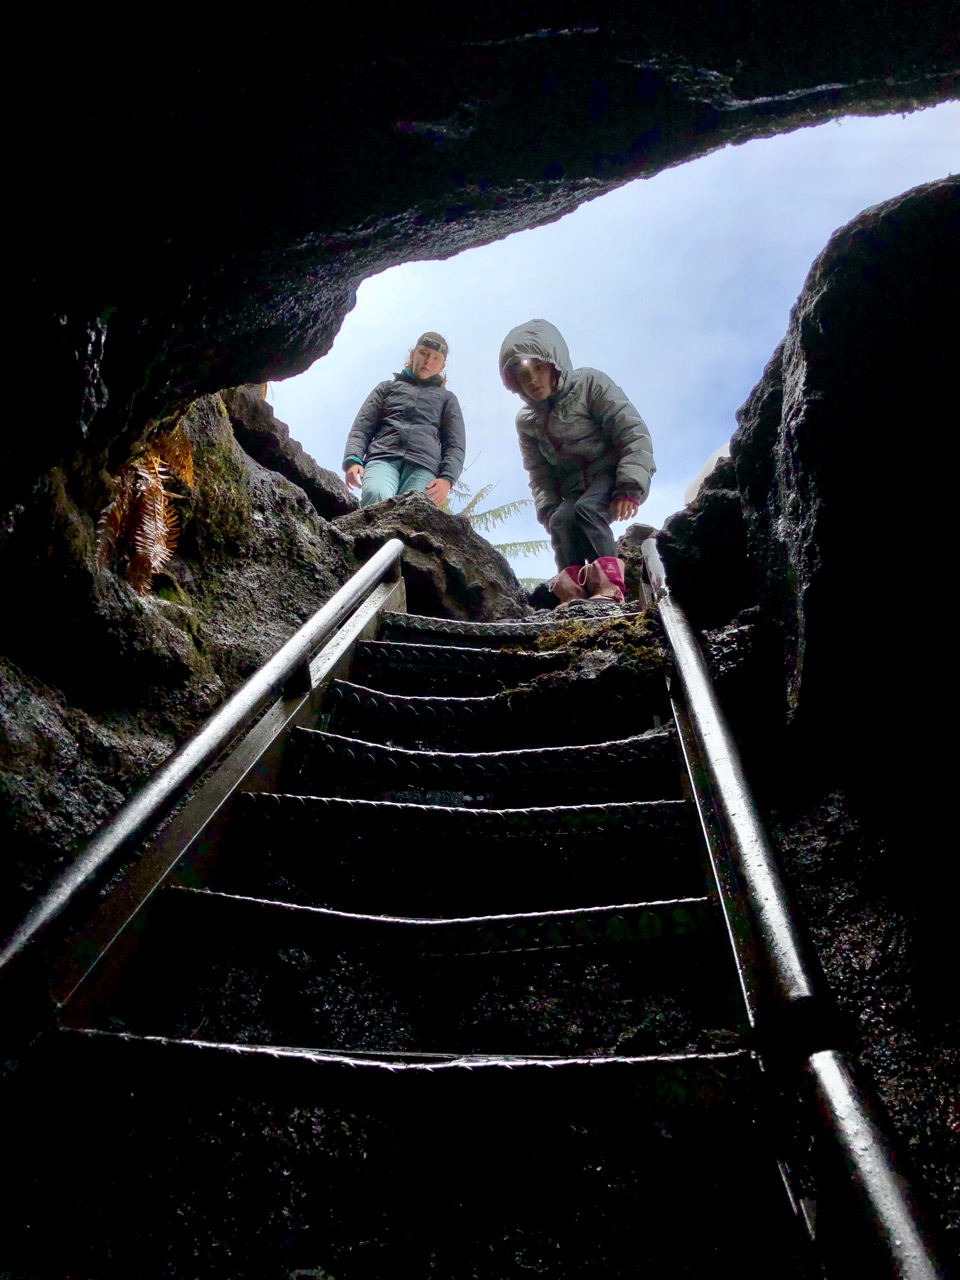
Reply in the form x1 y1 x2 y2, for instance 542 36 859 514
641 536 943 1279
0 538 405 975
642 539 829 1034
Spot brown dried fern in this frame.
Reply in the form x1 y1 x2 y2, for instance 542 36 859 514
96 425 193 595
96 468 138 569
127 458 179 594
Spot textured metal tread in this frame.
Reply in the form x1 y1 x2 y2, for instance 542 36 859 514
326 677 520 716
161 885 721 955
297 721 672 752
221 792 706 912
77 888 741 1059
381 611 570 638
287 724 682 801
324 678 664 748
46 1026 759 1114
56 1025 753 1076
354 639 568 671
351 639 570 693
377 610 633 649
239 789 692 833
156 871 719 943
15 1032 797 1280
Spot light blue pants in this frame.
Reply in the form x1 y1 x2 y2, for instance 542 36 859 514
360 458 436 507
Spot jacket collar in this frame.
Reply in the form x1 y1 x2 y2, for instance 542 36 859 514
397 369 443 387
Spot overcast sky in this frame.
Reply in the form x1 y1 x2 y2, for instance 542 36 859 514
271 102 958 582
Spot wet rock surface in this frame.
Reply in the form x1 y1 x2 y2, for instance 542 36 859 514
730 178 958 757
221 385 358 521
656 458 756 633
332 491 530 621
0 657 174 936
771 792 960 1239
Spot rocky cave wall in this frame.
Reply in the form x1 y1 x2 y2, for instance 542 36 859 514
3 2 959 1252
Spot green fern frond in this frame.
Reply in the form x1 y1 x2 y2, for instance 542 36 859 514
457 482 498 520
467 498 536 533
445 470 546 567
441 474 473 513
492 538 551 558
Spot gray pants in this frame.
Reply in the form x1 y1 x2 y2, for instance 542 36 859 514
548 474 616 571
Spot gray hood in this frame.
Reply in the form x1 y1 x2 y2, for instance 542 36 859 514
499 319 573 402
500 317 655 526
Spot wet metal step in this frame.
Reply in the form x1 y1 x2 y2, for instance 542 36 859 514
377 611 573 649
215 793 708 913
46 1023 758 1103
284 724 684 806
323 678 668 750
74 887 744 1059
349 639 571 696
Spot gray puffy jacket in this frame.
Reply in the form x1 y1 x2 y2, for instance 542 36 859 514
342 370 466 483
498 319 655 527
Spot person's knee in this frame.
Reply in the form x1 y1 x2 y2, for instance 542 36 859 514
360 477 392 506
550 505 575 536
573 491 612 529
396 464 434 496
360 462 400 505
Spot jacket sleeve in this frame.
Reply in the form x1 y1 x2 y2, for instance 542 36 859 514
587 373 656 502
517 419 561 526
437 391 467 483
342 382 388 469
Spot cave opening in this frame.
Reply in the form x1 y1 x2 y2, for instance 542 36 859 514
269 103 957 583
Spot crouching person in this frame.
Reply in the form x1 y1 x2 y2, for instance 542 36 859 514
498 318 655 604
342 331 466 508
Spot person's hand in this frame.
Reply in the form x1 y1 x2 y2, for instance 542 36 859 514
610 497 639 522
345 463 364 491
425 477 452 507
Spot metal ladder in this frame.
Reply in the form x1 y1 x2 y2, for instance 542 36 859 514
0 538 943 1278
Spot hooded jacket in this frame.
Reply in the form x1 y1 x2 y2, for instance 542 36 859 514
342 370 466 483
498 319 655 527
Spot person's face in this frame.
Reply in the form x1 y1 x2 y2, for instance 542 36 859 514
515 359 556 401
410 345 446 379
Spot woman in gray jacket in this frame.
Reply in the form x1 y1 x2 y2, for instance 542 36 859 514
499 319 655 604
342 331 466 508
